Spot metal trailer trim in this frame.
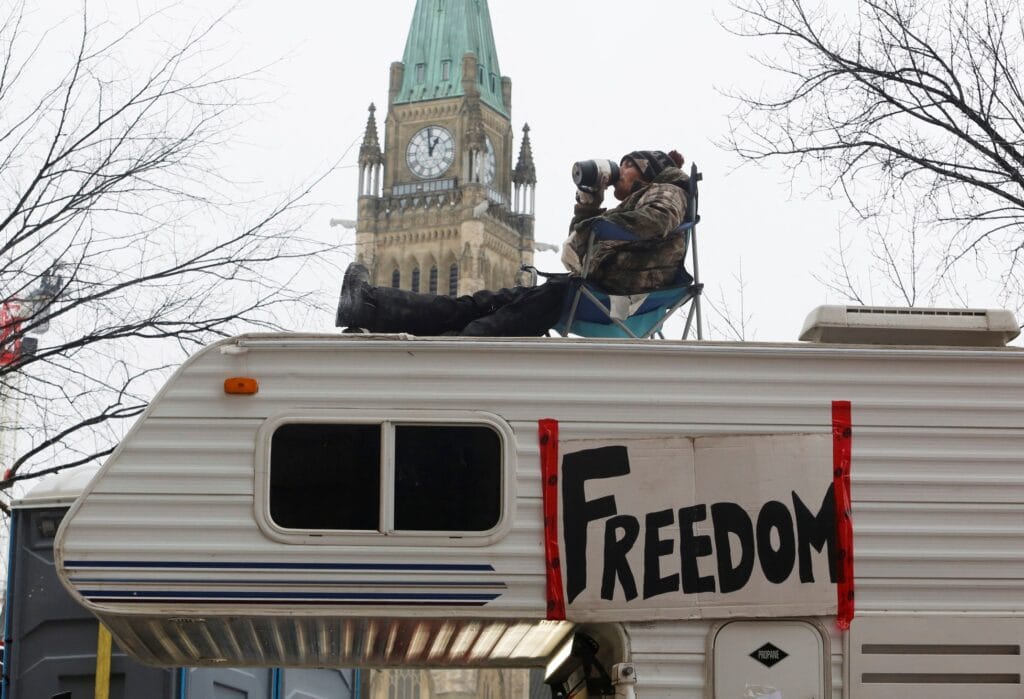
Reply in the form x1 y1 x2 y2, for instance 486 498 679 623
252 409 517 547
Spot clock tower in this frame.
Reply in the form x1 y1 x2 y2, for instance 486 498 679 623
354 0 537 296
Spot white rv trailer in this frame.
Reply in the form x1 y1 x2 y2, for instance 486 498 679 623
54 309 1024 698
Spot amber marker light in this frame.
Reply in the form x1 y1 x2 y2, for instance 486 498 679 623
224 377 259 395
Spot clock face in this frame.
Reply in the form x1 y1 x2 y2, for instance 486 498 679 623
480 135 496 185
407 126 455 179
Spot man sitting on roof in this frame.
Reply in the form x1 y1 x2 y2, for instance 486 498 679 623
335 149 689 336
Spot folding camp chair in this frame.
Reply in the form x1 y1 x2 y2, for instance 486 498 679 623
527 163 704 340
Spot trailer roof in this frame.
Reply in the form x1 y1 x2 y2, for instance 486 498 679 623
13 465 99 509
219 332 1024 355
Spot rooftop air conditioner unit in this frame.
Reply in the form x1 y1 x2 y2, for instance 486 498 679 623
799 305 1021 347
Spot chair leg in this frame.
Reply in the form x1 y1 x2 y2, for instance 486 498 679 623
579 286 639 338
694 294 704 340
642 293 695 339
643 313 669 339
683 303 697 340
565 288 584 331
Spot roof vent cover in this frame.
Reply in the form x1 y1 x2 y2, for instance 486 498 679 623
799 305 1020 346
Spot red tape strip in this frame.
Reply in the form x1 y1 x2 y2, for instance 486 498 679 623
538 418 566 620
832 400 854 630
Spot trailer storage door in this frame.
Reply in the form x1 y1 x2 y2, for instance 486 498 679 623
711 620 829 698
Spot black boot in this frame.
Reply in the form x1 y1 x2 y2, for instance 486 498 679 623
335 263 374 329
336 262 497 334
336 261 563 336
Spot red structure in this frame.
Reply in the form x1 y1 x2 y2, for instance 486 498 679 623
0 301 24 366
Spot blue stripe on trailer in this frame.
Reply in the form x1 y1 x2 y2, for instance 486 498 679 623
69 577 506 588
83 597 496 606
81 589 501 601
65 560 496 571
88 601 494 607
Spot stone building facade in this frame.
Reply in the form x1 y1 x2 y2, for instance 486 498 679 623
354 0 536 296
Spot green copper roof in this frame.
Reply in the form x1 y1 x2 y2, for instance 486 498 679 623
395 0 507 116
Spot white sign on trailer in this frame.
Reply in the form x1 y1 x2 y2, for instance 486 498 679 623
558 434 838 620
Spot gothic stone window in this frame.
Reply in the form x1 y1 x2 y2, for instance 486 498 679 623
392 268 401 289
449 263 459 296
411 266 420 293
388 669 421 699
429 265 438 294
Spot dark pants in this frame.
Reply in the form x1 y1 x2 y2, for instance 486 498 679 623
364 277 569 336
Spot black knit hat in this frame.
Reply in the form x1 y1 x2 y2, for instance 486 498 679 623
621 150 681 181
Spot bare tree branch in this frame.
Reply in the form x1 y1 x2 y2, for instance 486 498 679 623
706 260 756 341
723 0 1024 306
0 2 343 497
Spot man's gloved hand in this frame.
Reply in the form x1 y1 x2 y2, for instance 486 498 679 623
575 174 608 206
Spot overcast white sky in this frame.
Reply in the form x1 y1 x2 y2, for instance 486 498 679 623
202 0 855 341
29 0 1013 341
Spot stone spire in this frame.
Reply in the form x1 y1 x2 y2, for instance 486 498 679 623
512 124 536 216
358 104 383 197
394 0 508 116
358 103 383 166
512 123 536 185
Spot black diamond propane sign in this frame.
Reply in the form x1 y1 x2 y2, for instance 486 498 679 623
750 642 788 668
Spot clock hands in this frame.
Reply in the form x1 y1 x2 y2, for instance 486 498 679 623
426 128 435 156
426 131 443 158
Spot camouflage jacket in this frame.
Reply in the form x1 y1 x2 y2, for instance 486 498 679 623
565 166 689 295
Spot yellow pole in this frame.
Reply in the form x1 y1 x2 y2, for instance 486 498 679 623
95 623 112 699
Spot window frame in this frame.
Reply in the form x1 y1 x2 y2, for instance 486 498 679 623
255 409 515 547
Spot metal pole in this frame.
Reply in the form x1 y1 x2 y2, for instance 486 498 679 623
94 624 112 699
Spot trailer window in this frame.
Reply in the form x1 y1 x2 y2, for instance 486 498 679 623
269 423 381 530
394 425 500 531
267 422 502 535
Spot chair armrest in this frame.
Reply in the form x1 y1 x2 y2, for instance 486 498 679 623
519 264 571 287
593 219 693 241
590 219 641 242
